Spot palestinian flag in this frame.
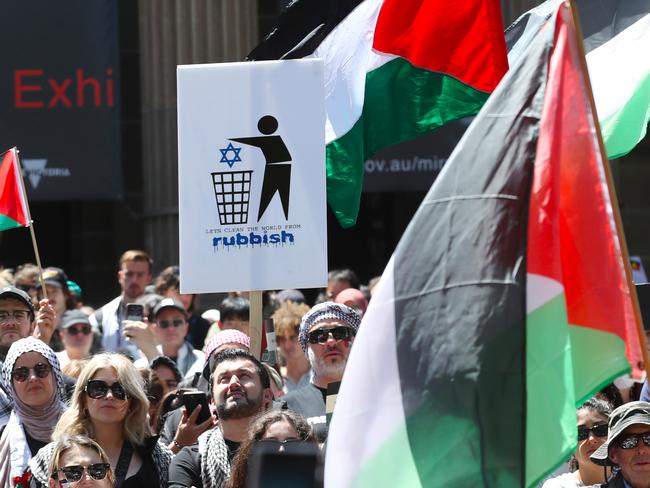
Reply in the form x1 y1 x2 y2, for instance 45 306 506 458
0 148 30 231
248 0 508 228
325 3 645 487
507 0 650 159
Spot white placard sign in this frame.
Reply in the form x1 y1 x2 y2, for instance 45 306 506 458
177 59 327 293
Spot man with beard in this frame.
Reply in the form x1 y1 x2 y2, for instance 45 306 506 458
168 349 272 488
282 301 361 441
89 249 152 358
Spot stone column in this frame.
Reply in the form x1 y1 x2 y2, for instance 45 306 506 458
138 0 258 270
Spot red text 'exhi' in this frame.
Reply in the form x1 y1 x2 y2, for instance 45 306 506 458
14 68 115 108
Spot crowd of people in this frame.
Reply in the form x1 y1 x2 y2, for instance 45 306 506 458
0 250 379 487
3 250 650 487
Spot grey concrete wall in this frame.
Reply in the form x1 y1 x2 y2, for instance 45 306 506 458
138 0 258 269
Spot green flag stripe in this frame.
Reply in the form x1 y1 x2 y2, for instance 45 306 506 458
325 57 490 228
0 214 23 232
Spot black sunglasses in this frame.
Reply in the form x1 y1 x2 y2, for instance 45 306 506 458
258 438 303 451
54 463 111 482
158 319 185 329
308 326 354 344
12 363 51 383
617 431 650 449
577 423 608 441
85 379 129 401
66 324 92 336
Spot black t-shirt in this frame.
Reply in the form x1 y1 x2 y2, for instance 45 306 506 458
24 430 47 457
123 453 158 488
282 383 328 441
167 437 241 488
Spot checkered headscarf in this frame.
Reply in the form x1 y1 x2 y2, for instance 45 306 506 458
298 302 361 352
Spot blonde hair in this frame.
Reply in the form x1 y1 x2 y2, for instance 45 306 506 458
63 359 90 380
272 301 310 337
48 435 114 486
53 353 150 446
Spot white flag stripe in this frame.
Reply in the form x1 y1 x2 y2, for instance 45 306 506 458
325 257 419 487
526 273 563 313
586 13 650 121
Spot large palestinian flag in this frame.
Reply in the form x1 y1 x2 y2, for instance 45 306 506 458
249 0 508 227
507 0 650 159
325 3 645 487
0 148 30 231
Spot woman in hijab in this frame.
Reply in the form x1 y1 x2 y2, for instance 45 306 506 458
0 337 67 487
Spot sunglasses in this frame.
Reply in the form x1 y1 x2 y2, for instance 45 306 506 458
85 380 129 401
66 324 92 336
308 326 354 344
617 431 650 449
577 424 608 441
54 463 111 482
258 438 303 451
12 362 51 382
157 319 185 329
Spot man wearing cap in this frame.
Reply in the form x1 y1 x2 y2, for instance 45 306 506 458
591 401 650 487
0 285 57 425
56 309 94 369
282 301 361 441
89 249 152 356
132 297 204 380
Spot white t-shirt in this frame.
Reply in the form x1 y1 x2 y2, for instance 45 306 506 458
541 472 584 488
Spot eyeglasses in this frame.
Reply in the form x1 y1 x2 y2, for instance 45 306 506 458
308 326 354 344
157 319 185 329
0 310 31 324
12 363 51 382
54 463 111 482
617 431 650 449
66 324 92 336
85 380 129 401
577 424 608 441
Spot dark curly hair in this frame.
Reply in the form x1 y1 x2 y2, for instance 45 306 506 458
226 409 314 488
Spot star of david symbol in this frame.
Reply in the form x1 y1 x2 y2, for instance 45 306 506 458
219 143 242 168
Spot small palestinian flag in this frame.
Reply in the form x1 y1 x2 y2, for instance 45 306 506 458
507 0 650 159
249 0 508 227
325 2 645 487
0 148 30 231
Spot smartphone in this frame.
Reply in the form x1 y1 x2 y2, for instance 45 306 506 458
247 441 322 488
182 391 212 424
125 303 144 321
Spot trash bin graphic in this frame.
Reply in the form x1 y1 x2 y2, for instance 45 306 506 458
211 170 253 225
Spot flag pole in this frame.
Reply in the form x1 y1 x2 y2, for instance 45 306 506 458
249 290 263 359
13 148 48 300
567 0 650 380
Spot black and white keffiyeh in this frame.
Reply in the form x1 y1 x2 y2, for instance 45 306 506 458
298 302 361 352
199 427 230 488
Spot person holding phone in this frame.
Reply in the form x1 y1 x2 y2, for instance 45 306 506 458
167 349 273 488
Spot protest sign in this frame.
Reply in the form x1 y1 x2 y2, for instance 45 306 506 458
177 59 327 294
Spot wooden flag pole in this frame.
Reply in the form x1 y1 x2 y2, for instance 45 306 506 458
249 290 263 359
14 148 47 300
568 0 650 380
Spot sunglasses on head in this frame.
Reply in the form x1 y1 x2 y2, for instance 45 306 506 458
577 423 608 441
308 326 354 344
66 324 92 336
85 379 129 401
157 319 185 329
12 362 51 382
54 463 111 482
617 431 650 449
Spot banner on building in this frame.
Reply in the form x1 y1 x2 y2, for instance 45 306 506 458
0 0 121 200
177 59 327 293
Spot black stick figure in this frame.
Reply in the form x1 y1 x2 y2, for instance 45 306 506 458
230 115 292 221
